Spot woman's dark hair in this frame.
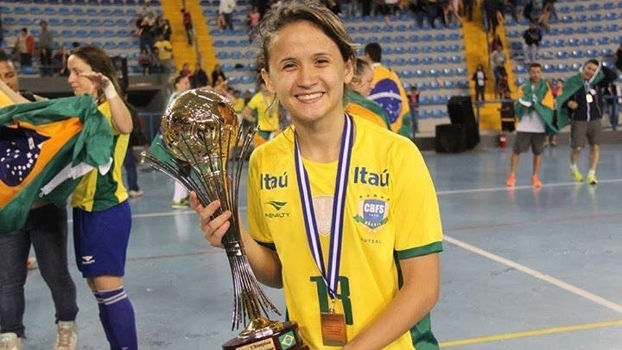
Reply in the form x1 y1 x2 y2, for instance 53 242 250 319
70 45 122 99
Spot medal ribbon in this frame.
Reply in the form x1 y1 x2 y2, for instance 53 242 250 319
294 115 354 300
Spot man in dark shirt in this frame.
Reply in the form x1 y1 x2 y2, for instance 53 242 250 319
557 59 618 184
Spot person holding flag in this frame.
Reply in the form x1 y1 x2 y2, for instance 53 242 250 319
363 42 412 138
66 45 138 350
506 63 556 188
556 59 618 185
344 58 391 130
0 51 80 350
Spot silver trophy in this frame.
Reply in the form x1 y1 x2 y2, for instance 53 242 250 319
143 89 308 350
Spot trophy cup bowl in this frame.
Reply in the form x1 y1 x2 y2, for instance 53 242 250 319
144 89 309 350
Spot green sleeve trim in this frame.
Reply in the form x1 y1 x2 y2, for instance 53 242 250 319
396 241 443 260
256 241 276 251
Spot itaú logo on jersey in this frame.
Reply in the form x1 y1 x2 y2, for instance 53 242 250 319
260 171 288 190
353 167 389 187
354 197 389 230
264 200 290 219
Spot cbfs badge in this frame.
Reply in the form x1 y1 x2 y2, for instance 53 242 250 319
354 198 388 230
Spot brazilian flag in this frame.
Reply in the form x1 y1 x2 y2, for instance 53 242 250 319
0 94 113 233
368 64 412 137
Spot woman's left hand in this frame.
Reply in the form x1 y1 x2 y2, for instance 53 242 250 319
80 72 112 97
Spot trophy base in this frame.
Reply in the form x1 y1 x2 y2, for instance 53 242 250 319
222 319 309 350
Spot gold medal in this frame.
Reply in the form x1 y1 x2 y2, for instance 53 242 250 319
320 300 347 346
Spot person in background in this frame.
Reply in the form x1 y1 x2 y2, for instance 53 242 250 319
39 20 54 76
53 46 70 76
363 42 412 137
66 45 138 350
153 35 174 74
472 63 487 102
191 63 209 88
192 2 443 349
181 8 194 45
179 62 191 77
219 0 237 30
344 58 391 129
556 59 618 185
123 94 148 198
211 63 227 87
0 50 79 350
15 28 35 68
408 85 420 136
242 80 281 148
149 75 192 208
506 63 556 188
544 77 562 147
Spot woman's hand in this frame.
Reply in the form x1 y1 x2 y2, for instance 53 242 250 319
189 192 232 248
80 72 113 97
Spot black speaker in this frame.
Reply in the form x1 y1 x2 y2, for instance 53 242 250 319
435 124 468 153
447 95 476 125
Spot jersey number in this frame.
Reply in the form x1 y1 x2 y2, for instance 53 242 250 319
310 276 353 324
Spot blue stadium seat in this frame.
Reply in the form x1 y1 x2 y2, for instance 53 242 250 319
571 50 583 58
553 39 565 47
421 46 433 53
436 56 448 64
443 80 456 89
415 69 427 78
29 7 42 16
576 14 588 22
602 48 614 57
408 57 420 65
556 51 568 59
393 58 406 66
400 70 413 79
590 14 602 21
434 34 446 41
570 63 582 71
605 24 619 32
428 69 439 77
431 109 445 119
457 81 470 89
557 64 569 72
449 55 462 64
603 2 615 10
456 67 467 76
582 38 594 46
434 45 447 53
514 64 527 73
599 37 611 45
561 27 573 35
543 63 554 73
71 8 84 16
407 46 419 54
13 6 27 15
422 57 434 65
418 110 429 119
576 26 588 34
568 38 581 46
591 25 603 33
393 47 405 54
441 68 454 76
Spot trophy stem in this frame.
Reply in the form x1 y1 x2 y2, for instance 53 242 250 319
225 240 281 330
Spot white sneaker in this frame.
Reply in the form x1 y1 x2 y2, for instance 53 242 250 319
55 321 77 350
0 333 23 350
128 189 144 198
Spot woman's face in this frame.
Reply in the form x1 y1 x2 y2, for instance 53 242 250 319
67 55 94 96
353 66 374 97
261 21 353 125
175 76 191 92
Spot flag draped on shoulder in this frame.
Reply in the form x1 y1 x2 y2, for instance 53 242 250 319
514 79 557 135
0 94 113 233
344 89 391 129
368 65 412 137
555 64 605 130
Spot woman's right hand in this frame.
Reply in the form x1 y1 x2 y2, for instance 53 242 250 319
189 192 232 248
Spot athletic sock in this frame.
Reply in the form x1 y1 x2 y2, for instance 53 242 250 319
95 287 138 350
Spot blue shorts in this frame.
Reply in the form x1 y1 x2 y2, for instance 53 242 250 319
72 201 132 278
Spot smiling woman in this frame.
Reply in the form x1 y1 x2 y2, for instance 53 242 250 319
191 1 443 349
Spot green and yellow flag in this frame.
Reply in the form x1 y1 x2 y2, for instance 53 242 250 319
0 94 112 233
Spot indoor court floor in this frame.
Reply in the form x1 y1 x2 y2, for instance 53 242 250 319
20 142 622 349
